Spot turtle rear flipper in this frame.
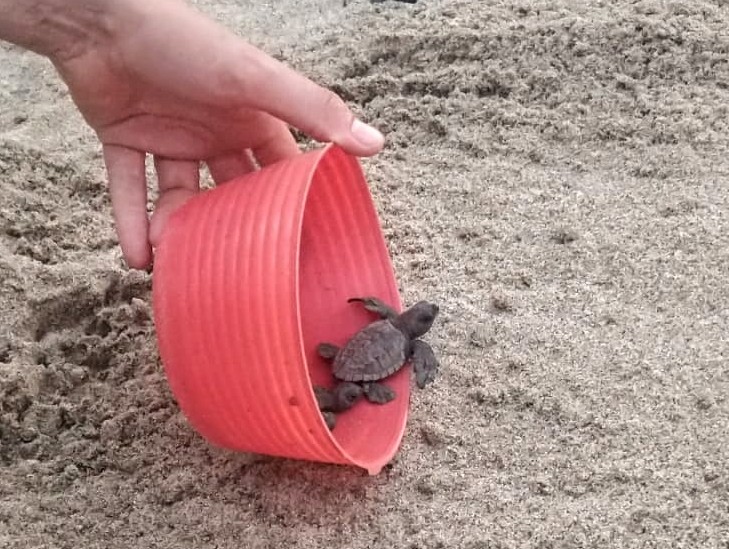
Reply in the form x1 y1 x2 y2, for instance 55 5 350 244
348 297 398 321
322 411 337 430
411 340 439 389
313 385 336 411
316 342 340 361
363 382 396 404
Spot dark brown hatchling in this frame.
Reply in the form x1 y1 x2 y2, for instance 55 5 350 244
314 296 440 429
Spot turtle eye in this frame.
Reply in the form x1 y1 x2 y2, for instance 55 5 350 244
346 389 360 404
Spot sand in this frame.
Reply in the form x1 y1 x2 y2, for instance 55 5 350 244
1 0 728 547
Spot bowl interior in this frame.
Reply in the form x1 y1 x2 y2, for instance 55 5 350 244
298 146 409 472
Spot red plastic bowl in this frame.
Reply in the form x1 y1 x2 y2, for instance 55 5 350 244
152 144 408 474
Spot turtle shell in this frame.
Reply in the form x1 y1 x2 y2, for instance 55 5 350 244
332 319 409 382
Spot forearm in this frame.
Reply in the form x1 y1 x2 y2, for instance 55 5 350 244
0 0 117 61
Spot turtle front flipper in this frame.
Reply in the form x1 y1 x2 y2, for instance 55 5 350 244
316 342 340 361
411 340 439 389
348 297 398 321
362 382 396 404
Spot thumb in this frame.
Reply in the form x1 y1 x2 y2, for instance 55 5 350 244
242 53 385 157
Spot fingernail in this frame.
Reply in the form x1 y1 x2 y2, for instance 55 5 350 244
351 119 385 149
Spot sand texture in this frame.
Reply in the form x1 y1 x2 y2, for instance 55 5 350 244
1 0 729 547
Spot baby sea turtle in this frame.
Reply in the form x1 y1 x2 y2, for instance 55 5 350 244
314 296 440 429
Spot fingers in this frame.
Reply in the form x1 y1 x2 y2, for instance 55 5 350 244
207 117 299 184
234 47 385 157
122 0 384 157
206 150 257 185
149 157 200 246
250 118 301 166
103 144 152 270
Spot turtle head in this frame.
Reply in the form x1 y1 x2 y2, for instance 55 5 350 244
397 301 439 339
333 382 364 412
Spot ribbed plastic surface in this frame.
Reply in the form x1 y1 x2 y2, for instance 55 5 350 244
152 145 407 475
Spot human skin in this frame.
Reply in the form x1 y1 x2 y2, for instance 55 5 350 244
0 0 385 270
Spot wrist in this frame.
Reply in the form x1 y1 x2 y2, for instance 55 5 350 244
0 0 119 62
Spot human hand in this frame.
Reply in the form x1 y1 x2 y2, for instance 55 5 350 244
48 0 385 270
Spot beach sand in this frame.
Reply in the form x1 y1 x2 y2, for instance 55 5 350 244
1 1 728 547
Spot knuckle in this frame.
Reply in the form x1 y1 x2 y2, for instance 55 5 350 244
319 88 347 116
